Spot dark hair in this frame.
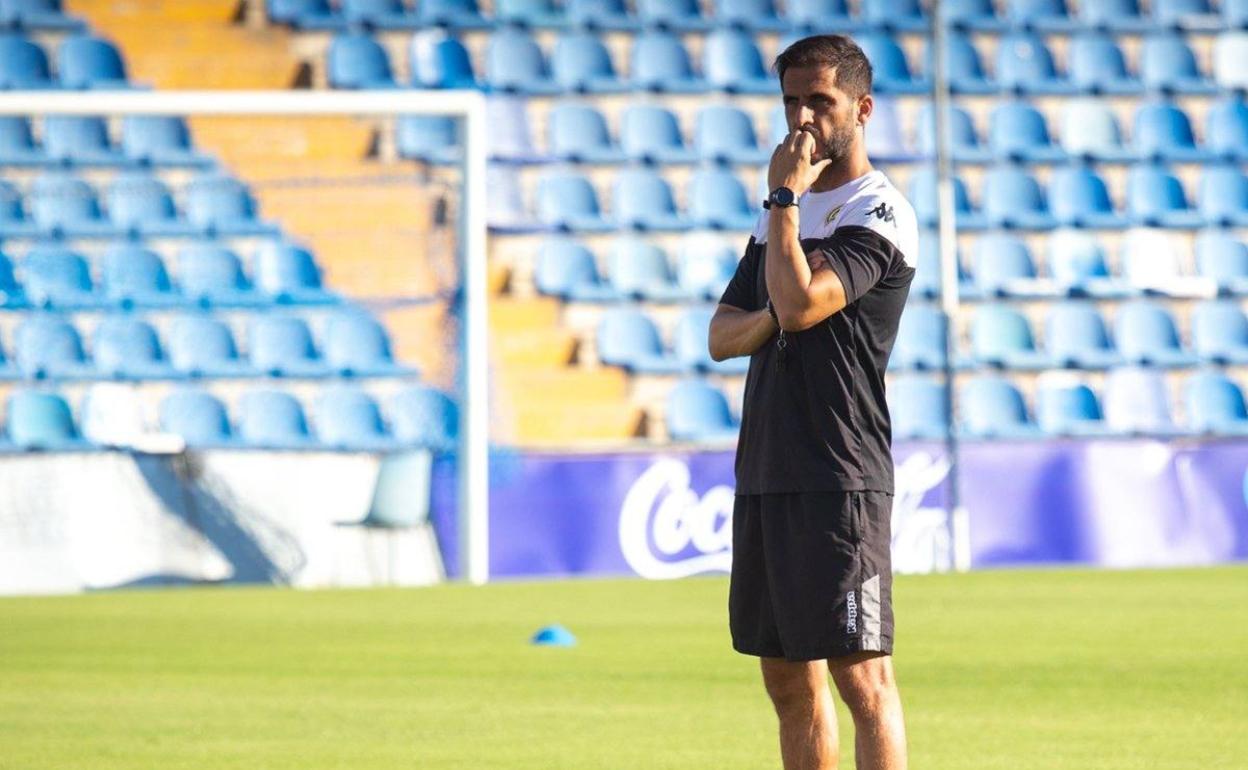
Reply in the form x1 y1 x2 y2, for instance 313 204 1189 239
773 34 873 98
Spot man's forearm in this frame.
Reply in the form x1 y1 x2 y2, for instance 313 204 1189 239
709 307 777 361
765 206 815 327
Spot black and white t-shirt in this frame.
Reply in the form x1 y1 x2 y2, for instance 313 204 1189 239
719 169 918 495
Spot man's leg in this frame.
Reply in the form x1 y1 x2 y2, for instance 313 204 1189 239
760 657 839 770
829 651 907 770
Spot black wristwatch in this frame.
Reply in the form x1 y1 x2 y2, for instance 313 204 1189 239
763 186 797 209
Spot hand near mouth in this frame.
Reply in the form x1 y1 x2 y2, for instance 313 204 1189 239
768 128 833 197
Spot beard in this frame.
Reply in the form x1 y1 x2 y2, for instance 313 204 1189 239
814 119 856 165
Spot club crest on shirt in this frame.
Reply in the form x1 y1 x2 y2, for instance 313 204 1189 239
824 204 844 225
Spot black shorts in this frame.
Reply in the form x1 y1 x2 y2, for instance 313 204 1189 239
729 491 895 662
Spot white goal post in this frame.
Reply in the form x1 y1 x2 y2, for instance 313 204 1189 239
0 90 492 585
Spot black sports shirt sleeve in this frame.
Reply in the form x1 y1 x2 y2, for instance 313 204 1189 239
810 226 905 306
718 235 762 311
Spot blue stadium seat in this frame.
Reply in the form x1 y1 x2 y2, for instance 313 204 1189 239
982 166 1056 230
248 315 329 378
0 34 55 89
1067 34 1141 95
1133 102 1211 163
666 379 738 442
1196 231 1248 295
14 315 91 378
1078 0 1153 29
932 34 996 95
413 0 488 28
996 33 1074 95
1139 35 1217 94
714 0 785 30
121 116 211 168
863 0 929 31
1214 33 1248 91
888 376 949 440
408 32 479 88
1059 100 1136 162
0 179 34 236
535 171 612 232
968 304 1049 369
160 389 233 446
0 115 43 165
0 248 24 308
688 168 755 231
547 103 624 163
495 0 566 27
237 390 313 448
486 165 539 234
695 105 768 164
608 238 688 301
1046 303 1122 368
972 234 1055 299
57 34 128 89
1192 301 1248 364
395 115 460 165
177 244 263 308
323 310 408 377
1009 0 1081 31
619 104 696 163
988 101 1064 162
267 0 345 29
1185 371 1248 434
1036 378 1107 435
1103 367 1184 435
1114 301 1197 367
389 386 458 451
486 29 560 95
1206 97 1248 161
614 168 689 231
168 314 255 378
551 31 626 93
636 0 709 30
703 29 774 94
1153 0 1220 30
565 0 638 30
315 387 393 450
1047 229 1132 298
184 174 276 236
1048 166 1128 229
941 0 1003 30
673 306 748 375
533 238 618 301
484 97 543 165
677 235 736 301
912 236 977 301
341 0 420 29
108 172 197 237
1126 165 1203 228
857 32 927 94
596 307 685 373
327 33 397 88
891 304 947 370
1226 0 1248 27
92 317 176 379
908 168 985 230
20 245 96 308
5 390 84 449
629 31 706 93
915 103 991 163
42 116 125 166
0 0 83 30
1198 166 1248 227
99 244 177 309
960 376 1040 438
253 242 336 305
786 0 859 30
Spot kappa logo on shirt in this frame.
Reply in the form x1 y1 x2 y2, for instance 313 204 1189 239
823 204 844 225
867 202 896 226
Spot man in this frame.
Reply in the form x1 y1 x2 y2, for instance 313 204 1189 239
707 35 918 770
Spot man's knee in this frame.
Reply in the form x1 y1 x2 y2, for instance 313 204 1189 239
760 658 828 718
829 652 899 719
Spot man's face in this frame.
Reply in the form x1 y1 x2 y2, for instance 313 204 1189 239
781 65 864 166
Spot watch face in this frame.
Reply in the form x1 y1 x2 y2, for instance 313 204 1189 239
771 187 795 206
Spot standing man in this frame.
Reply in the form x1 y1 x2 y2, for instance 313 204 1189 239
708 35 918 770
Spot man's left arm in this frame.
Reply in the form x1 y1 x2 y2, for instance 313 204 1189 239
765 206 848 332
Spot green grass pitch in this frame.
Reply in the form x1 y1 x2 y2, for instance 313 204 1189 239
2 566 1246 769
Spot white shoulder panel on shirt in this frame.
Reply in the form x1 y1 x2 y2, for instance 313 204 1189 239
832 176 919 268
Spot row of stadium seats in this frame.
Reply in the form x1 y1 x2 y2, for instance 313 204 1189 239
0 172 276 238
1 383 457 451
0 311 410 380
325 28 1248 94
269 0 1248 33
895 301 1248 370
485 164 1248 233
0 115 213 168
398 98 1248 167
0 0 82 31
0 242 335 310
0 33 129 90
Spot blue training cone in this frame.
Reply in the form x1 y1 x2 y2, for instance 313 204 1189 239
531 624 577 647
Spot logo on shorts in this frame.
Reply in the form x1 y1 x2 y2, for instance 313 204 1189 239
846 590 858 634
